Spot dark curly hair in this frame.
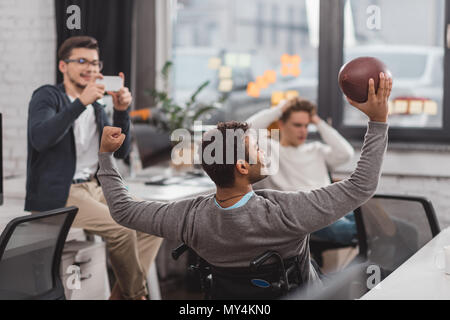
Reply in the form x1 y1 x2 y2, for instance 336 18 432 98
200 121 250 188
280 97 317 122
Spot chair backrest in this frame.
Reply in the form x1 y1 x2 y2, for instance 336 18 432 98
354 194 440 278
0 206 78 300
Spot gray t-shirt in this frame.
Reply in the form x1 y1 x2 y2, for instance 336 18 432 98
97 121 388 285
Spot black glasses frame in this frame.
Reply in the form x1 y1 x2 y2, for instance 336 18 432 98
64 58 103 71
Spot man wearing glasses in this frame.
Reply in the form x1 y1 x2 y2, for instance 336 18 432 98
25 36 162 300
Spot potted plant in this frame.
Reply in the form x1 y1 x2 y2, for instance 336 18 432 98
144 61 226 171
147 61 225 133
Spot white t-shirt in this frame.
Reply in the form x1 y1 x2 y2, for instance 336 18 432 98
68 95 100 181
247 106 355 192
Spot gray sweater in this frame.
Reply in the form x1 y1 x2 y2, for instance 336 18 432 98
97 121 388 284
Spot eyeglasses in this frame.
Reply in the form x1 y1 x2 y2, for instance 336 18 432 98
64 58 104 71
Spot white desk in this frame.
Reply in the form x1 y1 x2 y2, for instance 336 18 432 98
126 175 215 202
361 227 450 300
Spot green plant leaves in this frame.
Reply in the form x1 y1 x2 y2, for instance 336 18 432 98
147 60 225 133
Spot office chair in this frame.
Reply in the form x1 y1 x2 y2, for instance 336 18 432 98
172 243 304 300
354 194 440 280
0 207 78 300
309 235 358 268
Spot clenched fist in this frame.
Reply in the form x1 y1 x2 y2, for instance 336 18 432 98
100 126 126 153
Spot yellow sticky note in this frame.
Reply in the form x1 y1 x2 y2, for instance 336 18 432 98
271 91 285 106
218 79 233 92
285 90 299 100
394 100 408 114
208 57 221 70
219 66 232 79
423 100 438 115
409 100 423 114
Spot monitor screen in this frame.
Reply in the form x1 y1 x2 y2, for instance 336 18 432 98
0 113 3 206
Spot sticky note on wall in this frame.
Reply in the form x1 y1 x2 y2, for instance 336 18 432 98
423 100 438 115
271 91 285 106
409 100 423 114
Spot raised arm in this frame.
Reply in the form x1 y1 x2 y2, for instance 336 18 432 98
28 86 86 152
29 77 105 152
246 100 286 129
275 73 392 234
97 127 198 243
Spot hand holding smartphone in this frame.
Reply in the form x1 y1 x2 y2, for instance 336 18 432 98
96 76 124 92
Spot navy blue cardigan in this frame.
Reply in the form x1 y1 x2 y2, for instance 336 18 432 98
25 83 131 212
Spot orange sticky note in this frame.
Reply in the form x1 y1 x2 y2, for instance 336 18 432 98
247 82 260 98
256 76 268 89
264 70 277 84
285 90 299 100
271 91 285 106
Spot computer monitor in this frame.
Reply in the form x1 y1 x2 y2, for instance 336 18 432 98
0 113 3 205
133 123 172 168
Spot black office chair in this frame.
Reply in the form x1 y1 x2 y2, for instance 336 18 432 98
0 207 78 300
354 194 440 280
172 243 304 300
309 234 358 268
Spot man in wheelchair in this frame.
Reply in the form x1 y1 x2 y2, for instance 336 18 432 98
97 74 392 299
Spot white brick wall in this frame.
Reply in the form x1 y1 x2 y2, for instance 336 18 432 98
0 0 56 177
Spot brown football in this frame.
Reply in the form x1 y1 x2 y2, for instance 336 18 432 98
338 57 391 103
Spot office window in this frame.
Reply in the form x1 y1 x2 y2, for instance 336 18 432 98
172 0 320 123
342 0 446 129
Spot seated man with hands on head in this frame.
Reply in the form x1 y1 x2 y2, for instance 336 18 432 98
247 97 357 247
25 36 162 300
97 73 392 296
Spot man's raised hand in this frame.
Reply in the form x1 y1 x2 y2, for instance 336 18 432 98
100 126 126 153
346 72 393 123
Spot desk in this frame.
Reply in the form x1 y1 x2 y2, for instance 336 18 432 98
126 174 215 202
0 172 215 299
361 227 450 300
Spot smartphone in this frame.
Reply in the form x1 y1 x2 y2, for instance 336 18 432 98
97 76 123 92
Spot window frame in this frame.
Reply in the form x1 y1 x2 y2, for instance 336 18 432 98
318 0 450 143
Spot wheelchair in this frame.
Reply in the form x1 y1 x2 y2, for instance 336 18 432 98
171 243 305 299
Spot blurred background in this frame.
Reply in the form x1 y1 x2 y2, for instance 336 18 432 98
0 0 449 299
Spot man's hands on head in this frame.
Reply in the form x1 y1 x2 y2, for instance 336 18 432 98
100 126 126 153
108 72 132 111
79 73 105 106
310 110 321 125
346 72 393 123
